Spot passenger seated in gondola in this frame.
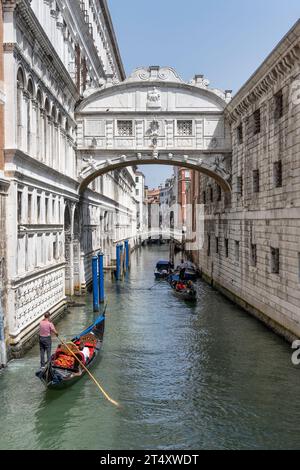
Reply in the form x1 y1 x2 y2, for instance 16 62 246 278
79 340 90 364
176 281 186 291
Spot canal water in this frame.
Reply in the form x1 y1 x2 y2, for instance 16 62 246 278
0 245 300 450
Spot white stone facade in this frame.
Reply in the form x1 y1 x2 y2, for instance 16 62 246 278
2 0 135 357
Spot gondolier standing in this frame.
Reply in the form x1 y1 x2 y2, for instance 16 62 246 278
39 312 58 368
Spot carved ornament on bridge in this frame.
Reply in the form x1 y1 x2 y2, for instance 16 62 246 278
126 66 184 84
147 87 161 108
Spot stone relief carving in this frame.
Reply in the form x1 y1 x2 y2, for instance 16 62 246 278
147 120 160 137
147 87 161 108
15 270 64 330
211 155 231 181
126 66 183 83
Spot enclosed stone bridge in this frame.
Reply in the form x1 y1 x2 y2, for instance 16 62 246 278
76 66 233 191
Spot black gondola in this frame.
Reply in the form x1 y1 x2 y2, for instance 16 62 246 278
154 260 172 279
36 311 105 389
169 280 197 302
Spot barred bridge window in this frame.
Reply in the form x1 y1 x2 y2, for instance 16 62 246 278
177 120 193 136
117 120 133 137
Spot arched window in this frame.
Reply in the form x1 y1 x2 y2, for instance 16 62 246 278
44 98 50 163
27 79 34 154
17 68 25 148
27 78 33 97
51 106 57 169
36 89 43 160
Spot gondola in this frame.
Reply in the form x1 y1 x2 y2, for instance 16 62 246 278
36 311 105 389
169 280 197 302
174 261 199 281
154 260 172 279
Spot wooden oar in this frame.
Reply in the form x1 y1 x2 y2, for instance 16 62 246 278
57 334 120 408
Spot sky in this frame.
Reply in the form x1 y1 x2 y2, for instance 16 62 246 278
108 0 300 188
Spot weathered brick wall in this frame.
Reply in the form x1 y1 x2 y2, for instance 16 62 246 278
188 22 300 341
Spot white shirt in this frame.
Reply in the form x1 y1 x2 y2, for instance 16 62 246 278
81 346 90 362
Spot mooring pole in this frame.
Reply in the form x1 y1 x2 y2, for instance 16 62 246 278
116 244 121 280
120 244 124 276
98 251 105 303
125 240 130 271
92 255 99 311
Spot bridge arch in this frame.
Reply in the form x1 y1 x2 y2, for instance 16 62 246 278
75 66 233 192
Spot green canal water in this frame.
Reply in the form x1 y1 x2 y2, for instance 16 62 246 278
0 245 300 450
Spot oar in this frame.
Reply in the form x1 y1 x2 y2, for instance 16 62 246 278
57 334 120 408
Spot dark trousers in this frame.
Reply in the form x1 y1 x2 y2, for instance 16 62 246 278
39 336 52 367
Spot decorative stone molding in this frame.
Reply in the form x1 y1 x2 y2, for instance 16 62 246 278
14 268 65 333
78 151 232 192
126 66 184 84
226 22 300 122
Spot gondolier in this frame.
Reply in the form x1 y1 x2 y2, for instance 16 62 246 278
39 312 58 369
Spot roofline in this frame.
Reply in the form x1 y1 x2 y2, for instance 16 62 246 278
227 18 300 112
99 0 126 81
76 79 227 113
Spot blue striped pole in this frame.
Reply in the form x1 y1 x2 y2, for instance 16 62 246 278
120 244 124 276
125 240 129 271
92 255 99 311
116 244 121 280
98 252 105 303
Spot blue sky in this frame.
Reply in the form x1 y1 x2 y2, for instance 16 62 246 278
108 0 300 188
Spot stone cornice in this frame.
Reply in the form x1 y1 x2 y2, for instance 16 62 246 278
15 0 80 102
4 149 80 197
225 19 300 123
98 0 126 81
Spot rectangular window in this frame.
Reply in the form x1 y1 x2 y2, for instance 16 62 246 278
52 199 56 223
117 120 133 137
235 240 240 262
53 240 57 261
216 237 219 254
225 238 229 258
253 170 260 193
237 124 243 145
217 185 222 202
45 197 49 224
135 177 139 183
17 191 22 224
136 189 139 196
37 195 41 223
271 247 280 274
250 244 257 267
253 109 261 135
273 161 282 188
210 186 213 203
274 90 283 120
28 194 32 224
177 120 193 136
207 234 211 257
237 176 243 196
202 191 206 205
